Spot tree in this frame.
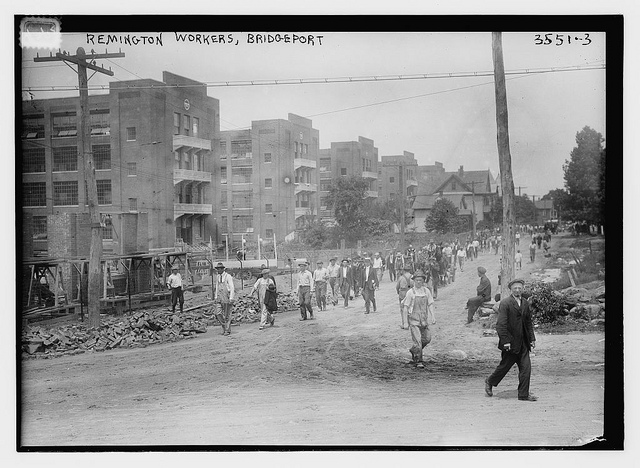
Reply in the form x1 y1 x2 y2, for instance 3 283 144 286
299 220 334 249
562 126 605 224
425 198 459 233
489 195 538 225
542 188 569 221
324 176 370 242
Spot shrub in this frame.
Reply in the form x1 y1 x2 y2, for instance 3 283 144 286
524 281 569 324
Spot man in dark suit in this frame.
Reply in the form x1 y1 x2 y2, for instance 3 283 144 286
358 257 380 314
485 279 537 402
466 266 492 323
337 258 354 309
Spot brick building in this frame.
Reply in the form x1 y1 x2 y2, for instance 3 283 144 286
216 114 320 249
318 136 379 222
21 71 220 257
377 151 419 202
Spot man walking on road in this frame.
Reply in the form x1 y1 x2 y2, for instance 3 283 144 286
167 265 184 314
359 257 379 314
485 279 537 402
251 269 276 330
213 262 236 336
401 270 436 369
465 266 492 324
457 245 466 272
313 261 329 311
327 257 340 305
372 252 384 287
529 240 537 263
297 261 315 321
386 251 397 282
337 258 354 309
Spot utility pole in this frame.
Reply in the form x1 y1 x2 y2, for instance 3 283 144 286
471 181 477 239
399 164 405 249
35 47 125 328
516 186 528 197
492 32 517 298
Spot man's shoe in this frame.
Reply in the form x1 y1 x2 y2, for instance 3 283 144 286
518 395 538 402
299 317 307 321
364 311 370 314
416 362 425 369
270 317 275 326
484 378 493 397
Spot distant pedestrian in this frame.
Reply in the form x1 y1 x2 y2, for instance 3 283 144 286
529 240 537 262
457 246 466 271
515 250 523 270
372 252 384 286
167 265 184 313
515 232 521 246
359 257 379 314
296 261 315 321
251 269 276 330
212 262 236 336
401 270 436 369
485 279 537 402
337 258 355 309
313 260 329 311
327 257 340 305
386 251 397 282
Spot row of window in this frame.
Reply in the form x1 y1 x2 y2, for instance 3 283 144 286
23 180 112 207
22 111 110 139
173 113 199 138
29 215 116 241
22 145 112 173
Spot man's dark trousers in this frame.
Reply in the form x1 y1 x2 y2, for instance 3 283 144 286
171 286 184 313
486 347 532 399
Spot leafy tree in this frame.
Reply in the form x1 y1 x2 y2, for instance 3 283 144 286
489 195 538 225
562 126 605 224
299 220 334 249
425 198 459 233
324 176 370 242
363 218 392 237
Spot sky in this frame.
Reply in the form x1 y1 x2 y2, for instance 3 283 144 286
20 29 605 199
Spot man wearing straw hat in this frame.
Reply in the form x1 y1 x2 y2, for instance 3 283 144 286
167 265 184 314
484 279 537 402
213 262 236 336
401 269 436 369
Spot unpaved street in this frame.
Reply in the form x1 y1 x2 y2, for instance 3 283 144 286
21 236 604 446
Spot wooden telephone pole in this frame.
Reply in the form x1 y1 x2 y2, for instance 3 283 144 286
34 47 125 327
399 164 405 248
470 180 477 238
491 33 517 298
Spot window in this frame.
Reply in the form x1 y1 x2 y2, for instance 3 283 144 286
183 115 190 136
231 166 252 184
22 115 45 139
259 128 275 134
294 141 299 155
52 112 77 138
319 158 331 172
126 127 136 141
93 145 111 170
451 182 457 190
220 166 227 184
340 168 347 176
320 181 331 192
22 147 46 173
90 109 110 136
52 146 78 172
192 117 199 138
265 203 273 213
129 198 137 211
97 180 112 205
24 182 47 207
32 216 47 240
390 177 395 183
266 229 273 238
53 181 78 206
303 144 308 154
220 140 227 160
232 215 253 232
220 216 228 233
220 191 228 209
127 162 137 176
102 225 113 240
265 178 272 188
232 191 253 208
231 140 251 158
173 113 181 135
264 152 272 163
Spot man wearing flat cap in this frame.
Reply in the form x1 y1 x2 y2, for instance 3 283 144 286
465 266 492 324
213 263 236 335
485 279 537 402
337 258 355 309
167 265 184 314
358 257 379 314
296 261 315 320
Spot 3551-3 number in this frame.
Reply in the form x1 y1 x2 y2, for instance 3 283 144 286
534 34 592 46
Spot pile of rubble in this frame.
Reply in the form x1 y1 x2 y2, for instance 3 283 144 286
558 280 605 325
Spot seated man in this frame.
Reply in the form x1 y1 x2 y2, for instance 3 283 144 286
465 266 492 324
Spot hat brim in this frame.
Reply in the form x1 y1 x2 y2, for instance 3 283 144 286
508 280 525 288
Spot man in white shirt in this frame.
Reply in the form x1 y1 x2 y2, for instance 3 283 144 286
372 252 384 287
213 262 236 335
313 261 329 311
359 257 379 314
297 262 315 320
326 257 340 303
167 265 184 313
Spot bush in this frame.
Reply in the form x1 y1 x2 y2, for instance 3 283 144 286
524 281 570 324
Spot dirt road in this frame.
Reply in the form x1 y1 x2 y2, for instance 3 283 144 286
21 236 604 447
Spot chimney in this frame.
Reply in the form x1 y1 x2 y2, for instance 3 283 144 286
458 165 464 177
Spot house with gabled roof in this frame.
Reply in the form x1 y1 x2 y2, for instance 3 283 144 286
408 165 499 232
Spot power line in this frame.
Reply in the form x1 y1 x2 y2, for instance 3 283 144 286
21 63 605 93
